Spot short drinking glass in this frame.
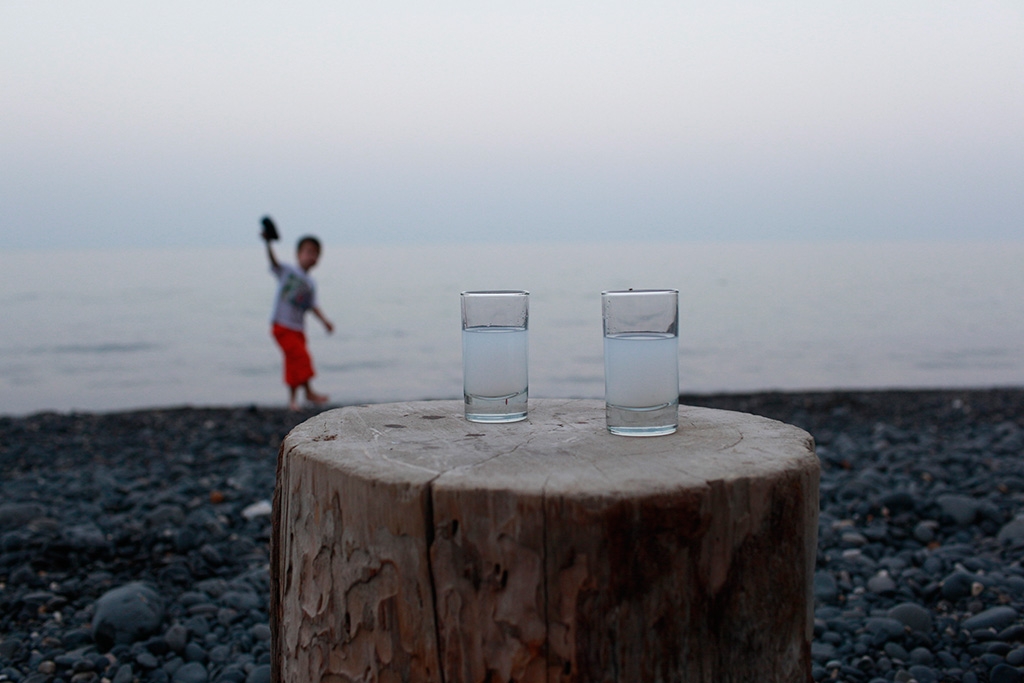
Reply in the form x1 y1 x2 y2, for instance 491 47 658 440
602 289 679 436
461 290 529 423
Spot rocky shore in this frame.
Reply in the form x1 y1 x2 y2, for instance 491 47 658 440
2 388 1024 683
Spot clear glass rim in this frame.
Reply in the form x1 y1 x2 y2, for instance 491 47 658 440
601 288 678 296
461 290 530 297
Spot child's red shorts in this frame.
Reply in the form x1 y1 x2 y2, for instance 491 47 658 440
272 324 315 388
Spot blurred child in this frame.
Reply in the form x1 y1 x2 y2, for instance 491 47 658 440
263 230 334 410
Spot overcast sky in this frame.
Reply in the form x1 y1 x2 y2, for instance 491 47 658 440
2 1 1022 250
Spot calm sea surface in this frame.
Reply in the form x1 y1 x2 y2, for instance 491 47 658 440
2 242 1022 416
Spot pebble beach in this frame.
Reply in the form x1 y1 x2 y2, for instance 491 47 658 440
2 388 1024 683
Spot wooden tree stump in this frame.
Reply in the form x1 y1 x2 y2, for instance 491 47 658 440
271 399 819 683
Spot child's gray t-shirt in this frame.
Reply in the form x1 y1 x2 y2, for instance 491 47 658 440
270 263 317 331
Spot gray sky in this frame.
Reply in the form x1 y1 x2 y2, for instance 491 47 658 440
2 1 1022 250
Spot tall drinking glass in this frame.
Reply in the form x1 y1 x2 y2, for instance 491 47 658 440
602 289 679 436
461 290 529 423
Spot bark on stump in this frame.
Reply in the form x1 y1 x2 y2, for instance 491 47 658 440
271 399 819 683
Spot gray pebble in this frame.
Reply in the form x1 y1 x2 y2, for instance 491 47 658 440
112 665 134 683
208 645 232 664
908 664 938 683
885 642 910 661
814 571 839 604
246 665 271 683
991 663 1023 683
172 661 208 683
963 607 1018 632
221 591 261 611
217 607 239 626
888 602 933 634
812 642 836 663
249 624 271 642
999 518 1024 545
936 494 979 525
184 642 207 663
841 531 868 547
865 617 906 640
216 666 247 683
135 652 159 669
183 616 210 638
868 571 897 595
91 582 165 651
913 520 938 544
165 624 189 653
164 656 184 676
942 572 976 600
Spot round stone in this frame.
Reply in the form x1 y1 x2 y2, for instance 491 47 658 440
991 663 1023 683
888 602 933 634
172 661 208 683
999 518 1024 545
908 664 938 683
91 583 165 652
164 624 188 653
942 572 976 600
962 607 1018 632
936 495 979 526
865 617 906 641
249 624 271 642
868 571 897 595
814 571 839 604
246 665 271 683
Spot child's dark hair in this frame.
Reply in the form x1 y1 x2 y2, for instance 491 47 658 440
296 235 321 252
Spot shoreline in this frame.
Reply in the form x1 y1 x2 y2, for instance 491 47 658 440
3 384 1023 421
2 387 1024 682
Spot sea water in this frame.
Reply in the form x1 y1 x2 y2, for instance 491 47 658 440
604 333 679 436
462 327 528 422
2 242 1023 416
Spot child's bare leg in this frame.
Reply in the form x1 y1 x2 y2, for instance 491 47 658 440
303 382 329 405
288 386 301 412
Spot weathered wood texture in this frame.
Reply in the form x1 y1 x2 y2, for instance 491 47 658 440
271 399 819 683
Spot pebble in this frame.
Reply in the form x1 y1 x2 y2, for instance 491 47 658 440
963 607 1019 632
992 663 1024 683
998 517 1024 545
814 571 839 605
246 665 272 683
165 623 189 653
888 602 933 634
867 570 897 595
941 570 975 600
3 391 1024 681
936 494 980 526
91 582 166 651
173 661 209 683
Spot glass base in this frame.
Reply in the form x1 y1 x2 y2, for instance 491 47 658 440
606 402 678 437
464 390 528 423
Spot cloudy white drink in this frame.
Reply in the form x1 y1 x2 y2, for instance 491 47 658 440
602 290 679 436
461 291 529 423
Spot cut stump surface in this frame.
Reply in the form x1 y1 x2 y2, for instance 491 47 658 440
271 399 819 683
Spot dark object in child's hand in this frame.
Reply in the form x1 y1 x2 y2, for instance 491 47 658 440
261 216 279 241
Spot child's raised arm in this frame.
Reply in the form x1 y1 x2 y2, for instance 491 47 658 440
263 235 280 270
